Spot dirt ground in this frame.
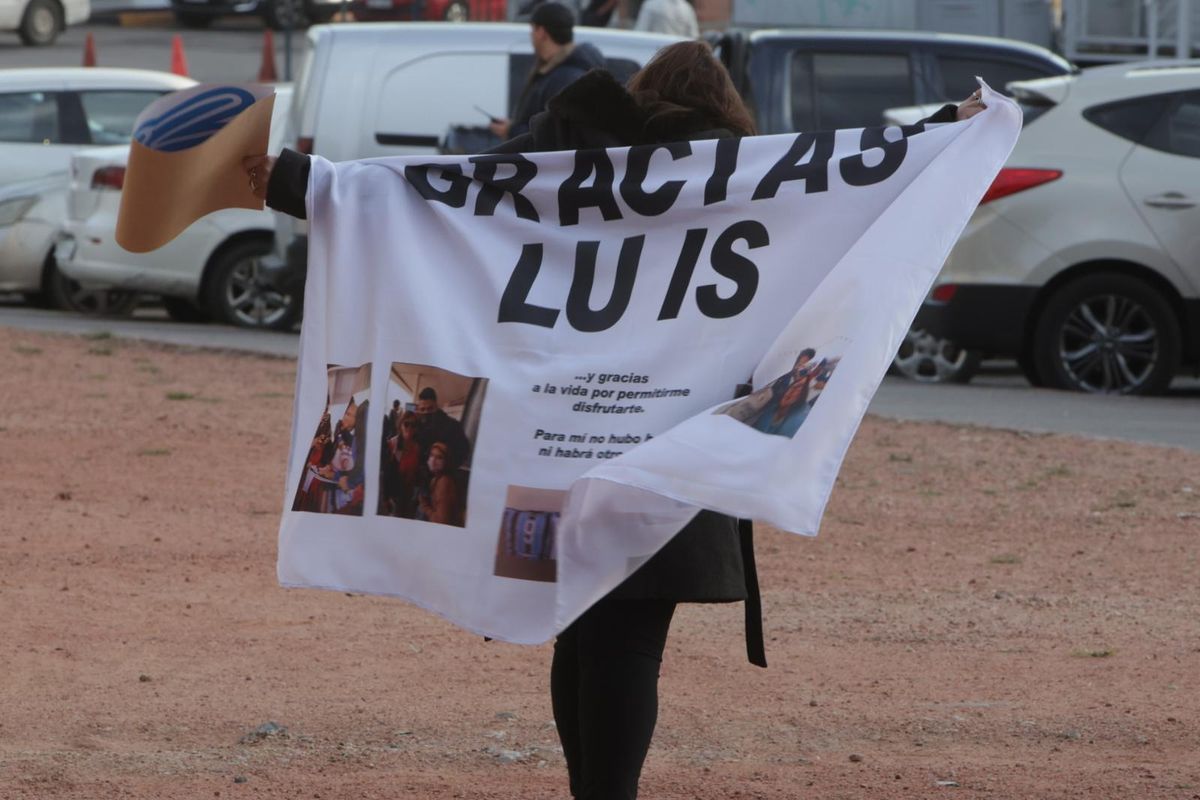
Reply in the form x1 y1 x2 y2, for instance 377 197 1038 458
2 328 1198 800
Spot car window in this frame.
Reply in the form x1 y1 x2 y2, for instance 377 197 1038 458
78 91 166 145
790 52 913 131
936 55 1055 100
1144 91 1200 158
1084 93 1172 145
0 92 61 143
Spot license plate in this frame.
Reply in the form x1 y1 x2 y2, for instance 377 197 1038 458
366 0 392 7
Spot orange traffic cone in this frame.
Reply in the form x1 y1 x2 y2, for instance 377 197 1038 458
257 29 278 83
82 32 97 67
170 34 189 77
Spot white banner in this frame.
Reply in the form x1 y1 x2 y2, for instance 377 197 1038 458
277 84 1020 643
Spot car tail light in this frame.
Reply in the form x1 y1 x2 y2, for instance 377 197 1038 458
91 166 126 191
297 136 314 155
929 283 958 303
980 168 1061 204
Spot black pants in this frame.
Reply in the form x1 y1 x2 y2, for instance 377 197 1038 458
551 595 677 800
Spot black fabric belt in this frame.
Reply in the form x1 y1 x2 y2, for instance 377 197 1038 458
739 518 767 668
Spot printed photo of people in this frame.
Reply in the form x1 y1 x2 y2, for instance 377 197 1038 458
713 347 842 438
292 364 372 515
376 362 487 528
493 486 565 584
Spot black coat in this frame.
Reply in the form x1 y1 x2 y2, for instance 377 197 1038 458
509 42 606 139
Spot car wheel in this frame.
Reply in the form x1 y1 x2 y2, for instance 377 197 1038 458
443 0 468 21
43 256 139 316
19 0 61 46
891 327 981 384
1016 347 1045 388
263 0 309 29
174 10 214 27
1032 273 1179 395
162 296 212 323
205 239 299 330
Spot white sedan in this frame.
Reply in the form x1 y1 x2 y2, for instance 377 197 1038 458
0 68 196 311
0 0 89 45
0 173 136 312
921 61 1200 394
57 86 298 329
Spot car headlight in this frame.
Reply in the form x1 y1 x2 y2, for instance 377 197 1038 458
0 196 38 227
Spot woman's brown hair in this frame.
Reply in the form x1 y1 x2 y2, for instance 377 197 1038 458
627 41 756 137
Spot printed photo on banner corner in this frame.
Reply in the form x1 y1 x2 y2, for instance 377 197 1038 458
713 346 842 438
377 362 488 528
493 485 566 584
293 364 372 516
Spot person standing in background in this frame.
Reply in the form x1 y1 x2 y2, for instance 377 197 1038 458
634 0 698 37
489 2 605 140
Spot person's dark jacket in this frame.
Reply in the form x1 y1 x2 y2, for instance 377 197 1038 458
508 41 605 139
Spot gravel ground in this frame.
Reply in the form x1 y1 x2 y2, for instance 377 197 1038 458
2 328 1199 799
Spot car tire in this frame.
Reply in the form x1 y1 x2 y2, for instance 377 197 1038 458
204 238 299 330
1032 273 1179 395
263 0 308 30
19 0 61 46
891 327 981 384
162 296 212 323
174 10 214 27
443 0 468 21
43 255 139 316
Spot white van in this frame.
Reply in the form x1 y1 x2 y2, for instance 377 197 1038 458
269 22 681 285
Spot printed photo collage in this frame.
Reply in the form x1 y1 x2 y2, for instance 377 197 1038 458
291 362 562 584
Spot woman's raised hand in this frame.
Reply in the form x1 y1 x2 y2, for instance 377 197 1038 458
243 154 276 200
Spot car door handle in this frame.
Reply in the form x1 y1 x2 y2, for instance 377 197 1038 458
1144 192 1196 209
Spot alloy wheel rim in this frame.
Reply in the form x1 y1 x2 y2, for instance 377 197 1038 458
224 255 291 327
893 328 972 382
1058 293 1157 393
445 2 467 21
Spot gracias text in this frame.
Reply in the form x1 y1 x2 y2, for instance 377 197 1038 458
402 126 922 332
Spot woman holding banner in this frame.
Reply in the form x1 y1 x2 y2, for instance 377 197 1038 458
245 40 986 800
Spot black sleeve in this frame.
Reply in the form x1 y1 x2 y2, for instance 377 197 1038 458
921 103 959 125
265 147 311 220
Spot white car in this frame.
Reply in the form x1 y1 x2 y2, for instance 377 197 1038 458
0 173 137 313
0 0 89 46
0 69 193 311
57 86 296 329
921 61 1200 394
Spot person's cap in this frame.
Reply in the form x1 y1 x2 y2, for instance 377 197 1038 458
530 1 574 43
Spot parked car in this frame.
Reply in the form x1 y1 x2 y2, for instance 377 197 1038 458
170 0 341 30
1 68 196 189
0 68 195 311
920 61 1200 395
57 87 296 329
355 0 505 22
0 0 89 46
0 174 137 313
270 22 682 296
706 29 1074 383
710 29 1074 134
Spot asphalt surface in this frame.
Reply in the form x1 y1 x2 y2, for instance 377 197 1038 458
2 304 1196 452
